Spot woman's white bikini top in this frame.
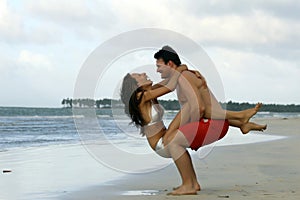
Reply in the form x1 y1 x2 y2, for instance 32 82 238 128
146 103 164 126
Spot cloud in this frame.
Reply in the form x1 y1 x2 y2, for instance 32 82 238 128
110 0 300 61
0 0 299 106
17 50 52 70
23 0 118 40
0 49 78 107
181 0 300 21
2 0 299 51
25 0 90 23
208 47 300 103
0 0 107 44
0 0 22 41
0 0 63 44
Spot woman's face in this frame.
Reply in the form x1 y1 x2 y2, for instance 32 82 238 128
131 73 153 87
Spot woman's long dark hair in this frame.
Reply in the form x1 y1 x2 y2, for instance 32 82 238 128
120 73 146 128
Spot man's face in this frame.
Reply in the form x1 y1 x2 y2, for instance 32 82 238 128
156 58 172 79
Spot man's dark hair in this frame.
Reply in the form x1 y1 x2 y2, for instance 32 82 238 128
154 45 181 66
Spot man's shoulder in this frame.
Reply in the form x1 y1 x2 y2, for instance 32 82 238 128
177 70 199 89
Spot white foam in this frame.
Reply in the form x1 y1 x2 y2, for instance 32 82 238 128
216 127 286 147
122 190 160 196
191 127 287 159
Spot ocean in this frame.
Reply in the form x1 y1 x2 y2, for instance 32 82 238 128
0 107 127 151
0 106 299 151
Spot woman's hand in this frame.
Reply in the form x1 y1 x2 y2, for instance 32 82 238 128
190 70 202 79
176 64 188 73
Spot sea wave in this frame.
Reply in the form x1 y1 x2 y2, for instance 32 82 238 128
0 115 85 119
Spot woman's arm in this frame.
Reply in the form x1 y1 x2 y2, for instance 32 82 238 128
151 79 169 90
151 65 188 90
142 65 187 102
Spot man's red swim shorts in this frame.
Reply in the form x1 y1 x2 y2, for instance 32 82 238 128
179 119 229 151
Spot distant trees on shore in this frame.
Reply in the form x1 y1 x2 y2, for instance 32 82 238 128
221 101 300 112
61 98 300 112
61 98 122 108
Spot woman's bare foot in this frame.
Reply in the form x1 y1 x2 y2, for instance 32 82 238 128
168 185 198 195
241 122 267 134
173 183 201 191
241 103 262 124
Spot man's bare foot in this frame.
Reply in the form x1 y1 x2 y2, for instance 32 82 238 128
241 103 262 124
173 183 201 191
241 122 267 134
167 185 197 195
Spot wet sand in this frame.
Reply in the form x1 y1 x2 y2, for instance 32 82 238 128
62 118 300 200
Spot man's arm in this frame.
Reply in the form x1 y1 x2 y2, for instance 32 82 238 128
167 103 190 133
163 69 204 140
162 103 190 146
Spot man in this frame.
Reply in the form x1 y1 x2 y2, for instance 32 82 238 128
154 45 248 195
153 46 265 195
154 45 207 195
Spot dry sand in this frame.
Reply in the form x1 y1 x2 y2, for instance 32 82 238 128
62 118 300 200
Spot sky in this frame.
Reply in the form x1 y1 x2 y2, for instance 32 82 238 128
0 0 299 107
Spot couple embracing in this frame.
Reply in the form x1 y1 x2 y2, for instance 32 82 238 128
120 46 267 195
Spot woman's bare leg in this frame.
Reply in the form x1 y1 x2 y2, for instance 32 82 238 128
240 122 267 134
228 119 267 134
198 80 262 123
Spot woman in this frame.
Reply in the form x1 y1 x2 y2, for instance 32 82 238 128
120 66 266 194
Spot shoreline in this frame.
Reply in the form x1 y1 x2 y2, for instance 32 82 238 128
1 118 299 199
61 118 300 199
0 143 127 200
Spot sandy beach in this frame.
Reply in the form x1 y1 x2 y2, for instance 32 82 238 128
1 118 300 200
60 118 300 200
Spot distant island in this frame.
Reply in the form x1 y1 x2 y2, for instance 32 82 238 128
61 98 300 112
